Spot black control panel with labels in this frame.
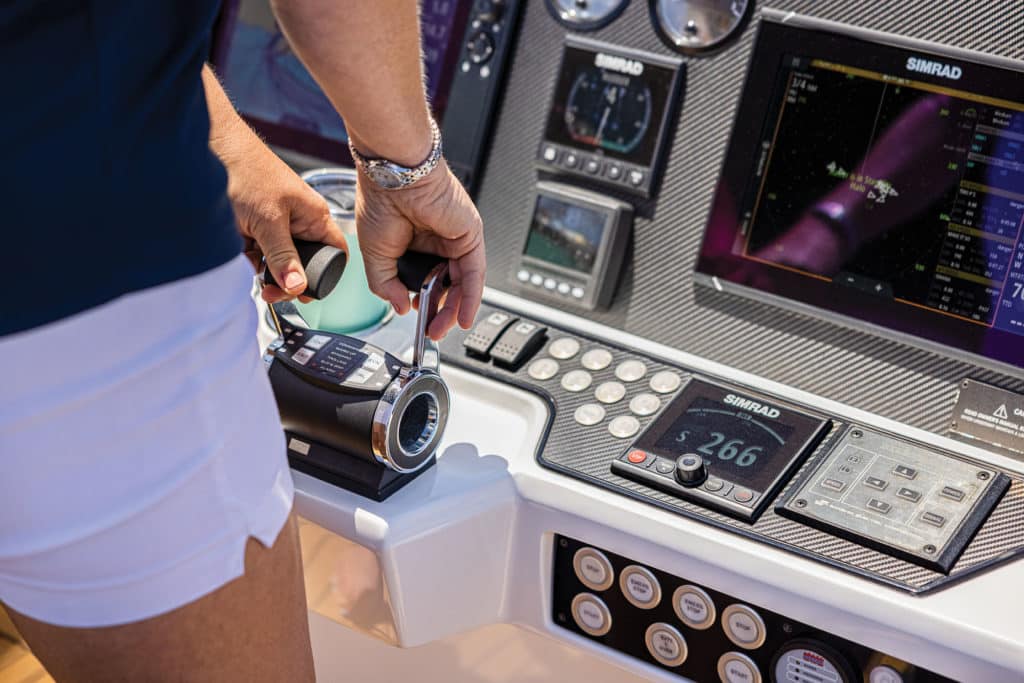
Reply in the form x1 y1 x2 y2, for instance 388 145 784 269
612 379 830 521
553 535 955 683
516 181 633 310
538 36 685 197
273 326 399 392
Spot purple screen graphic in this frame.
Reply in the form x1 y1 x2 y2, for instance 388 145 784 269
211 0 470 164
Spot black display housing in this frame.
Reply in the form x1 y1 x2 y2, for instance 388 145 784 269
696 12 1024 371
537 36 684 198
613 378 829 521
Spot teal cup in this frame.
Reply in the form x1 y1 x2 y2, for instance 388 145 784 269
295 168 390 334
295 231 391 333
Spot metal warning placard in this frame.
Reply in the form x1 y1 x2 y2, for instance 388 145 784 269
949 379 1024 461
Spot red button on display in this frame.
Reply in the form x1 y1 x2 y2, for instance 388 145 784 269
628 450 648 464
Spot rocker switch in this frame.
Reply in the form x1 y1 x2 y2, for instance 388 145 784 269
490 320 548 369
463 311 518 359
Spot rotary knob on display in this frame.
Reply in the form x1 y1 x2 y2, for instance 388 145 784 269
467 31 495 64
675 453 707 486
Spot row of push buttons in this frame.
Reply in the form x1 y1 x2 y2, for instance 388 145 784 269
571 548 767 649
524 337 682 439
540 144 647 189
517 268 585 300
622 450 760 507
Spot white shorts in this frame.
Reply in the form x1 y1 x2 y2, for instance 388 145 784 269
0 255 293 628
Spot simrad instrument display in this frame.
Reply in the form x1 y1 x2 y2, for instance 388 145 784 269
539 37 684 197
612 379 829 520
697 14 1024 369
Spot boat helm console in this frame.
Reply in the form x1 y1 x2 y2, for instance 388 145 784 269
230 2 1024 682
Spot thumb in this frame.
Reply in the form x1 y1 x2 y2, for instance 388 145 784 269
258 220 307 297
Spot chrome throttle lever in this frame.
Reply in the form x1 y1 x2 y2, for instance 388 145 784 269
396 252 452 371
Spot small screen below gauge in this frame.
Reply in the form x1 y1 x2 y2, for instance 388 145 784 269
525 194 607 274
538 37 684 197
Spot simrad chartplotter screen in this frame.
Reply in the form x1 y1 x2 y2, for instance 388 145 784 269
698 19 1024 368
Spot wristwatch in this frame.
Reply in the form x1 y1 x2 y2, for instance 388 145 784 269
349 117 443 190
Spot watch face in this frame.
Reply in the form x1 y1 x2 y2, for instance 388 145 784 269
367 165 405 190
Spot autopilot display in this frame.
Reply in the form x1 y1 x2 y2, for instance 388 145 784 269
210 0 470 163
698 18 1024 368
537 37 684 197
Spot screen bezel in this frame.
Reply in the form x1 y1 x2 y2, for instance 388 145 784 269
209 0 470 166
632 378 829 496
520 183 619 282
696 11 1024 372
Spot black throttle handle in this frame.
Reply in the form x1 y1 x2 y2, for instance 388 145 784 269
397 251 452 292
262 239 347 300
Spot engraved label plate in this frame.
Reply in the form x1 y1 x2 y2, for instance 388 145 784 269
778 429 1010 573
949 380 1024 461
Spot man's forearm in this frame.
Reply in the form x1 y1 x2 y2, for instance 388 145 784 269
201 65 251 164
271 0 433 166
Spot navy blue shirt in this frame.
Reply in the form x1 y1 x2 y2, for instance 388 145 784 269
1 1 241 336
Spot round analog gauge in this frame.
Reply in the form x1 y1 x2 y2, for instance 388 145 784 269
546 0 631 31
565 69 652 155
651 0 753 55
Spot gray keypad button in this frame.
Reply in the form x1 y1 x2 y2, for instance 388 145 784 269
897 487 921 503
608 415 641 439
548 337 581 360
649 370 682 394
629 393 662 416
581 348 613 371
527 358 559 381
615 360 648 383
864 476 888 491
822 478 846 492
921 511 947 528
940 486 965 502
595 381 627 404
574 403 606 426
561 370 593 393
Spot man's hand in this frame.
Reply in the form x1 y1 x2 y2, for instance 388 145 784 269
356 162 485 340
219 130 346 303
202 65 346 303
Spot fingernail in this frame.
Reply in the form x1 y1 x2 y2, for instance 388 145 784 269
284 271 304 291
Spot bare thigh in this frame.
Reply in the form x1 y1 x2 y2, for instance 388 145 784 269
6 513 314 683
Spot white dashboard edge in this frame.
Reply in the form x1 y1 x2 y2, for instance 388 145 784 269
290 289 1024 682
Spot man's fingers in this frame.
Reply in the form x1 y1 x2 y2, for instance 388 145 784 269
255 214 307 297
453 242 486 329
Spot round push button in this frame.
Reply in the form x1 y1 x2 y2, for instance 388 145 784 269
645 622 688 667
572 547 614 592
595 381 626 404
561 369 593 393
581 348 613 371
627 449 648 464
717 651 762 683
673 584 717 630
629 392 662 416
650 370 682 394
869 665 904 683
527 358 559 381
574 403 606 426
619 565 661 609
548 337 581 360
608 415 641 439
722 604 766 650
615 359 648 382
571 593 611 637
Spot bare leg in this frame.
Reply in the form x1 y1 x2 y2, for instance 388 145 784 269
6 513 315 683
